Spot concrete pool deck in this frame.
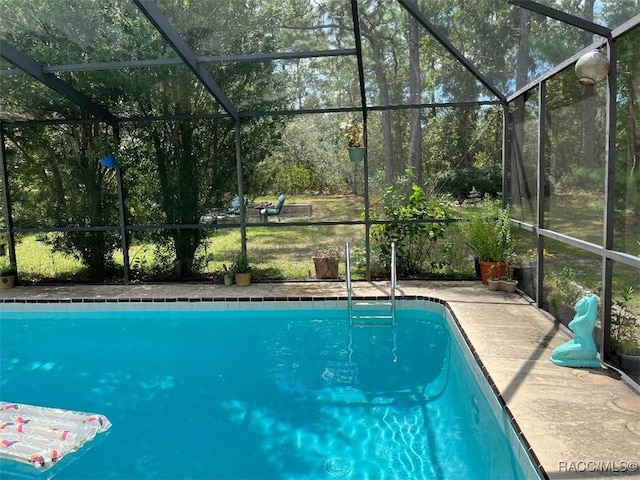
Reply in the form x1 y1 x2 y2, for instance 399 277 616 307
1 280 639 479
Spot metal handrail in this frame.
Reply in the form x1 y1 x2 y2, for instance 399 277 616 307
390 241 396 321
345 242 353 320
346 241 396 325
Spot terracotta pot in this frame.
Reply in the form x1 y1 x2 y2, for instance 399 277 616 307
477 260 507 285
313 257 339 279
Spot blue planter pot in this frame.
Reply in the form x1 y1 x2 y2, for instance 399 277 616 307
99 154 116 168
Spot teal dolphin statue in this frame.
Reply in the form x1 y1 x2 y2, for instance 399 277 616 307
550 294 601 368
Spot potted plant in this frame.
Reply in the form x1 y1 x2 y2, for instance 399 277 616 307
312 246 340 279
486 259 518 292
339 113 365 162
0 264 17 289
610 287 640 377
88 134 118 168
497 276 518 293
459 200 516 284
617 338 640 379
232 252 252 287
487 270 518 293
511 248 547 296
222 264 234 286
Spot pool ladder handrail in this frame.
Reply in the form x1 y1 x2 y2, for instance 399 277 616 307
345 241 397 326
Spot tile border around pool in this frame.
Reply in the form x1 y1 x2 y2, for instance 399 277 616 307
0 294 546 478
0 294 447 312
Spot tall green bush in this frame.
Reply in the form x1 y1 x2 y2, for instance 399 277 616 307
434 165 502 202
371 178 453 277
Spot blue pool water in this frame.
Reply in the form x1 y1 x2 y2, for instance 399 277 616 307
0 306 541 479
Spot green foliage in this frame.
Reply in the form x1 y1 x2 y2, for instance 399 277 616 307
459 200 516 262
555 166 604 194
44 231 119 280
1 0 288 280
434 165 502 201
339 113 364 148
544 267 585 308
616 337 640 356
1 1 636 291
231 251 251 274
87 135 118 161
10 124 123 281
260 164 316 195
0 262 16 276
256 115 351 195
10 235 83 282
313 246 341 260
147 243 180 278
371 173 454 277
424 106 503 185
611 287 640 355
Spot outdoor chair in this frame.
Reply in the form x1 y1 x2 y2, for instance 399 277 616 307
260 194 286 222
199 195 247 223
227 195 248 215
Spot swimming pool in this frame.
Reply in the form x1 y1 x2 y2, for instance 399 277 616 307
0 300 543 479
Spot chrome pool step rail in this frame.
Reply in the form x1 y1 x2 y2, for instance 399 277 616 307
345 241 397 326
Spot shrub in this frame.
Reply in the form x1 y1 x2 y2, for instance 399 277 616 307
371 181 453 277
434 165 501 201
544 267 587 311
611 287 639 355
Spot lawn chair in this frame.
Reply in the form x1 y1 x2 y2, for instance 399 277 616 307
227 195 248 215
199 195 247 223
260 194 286 222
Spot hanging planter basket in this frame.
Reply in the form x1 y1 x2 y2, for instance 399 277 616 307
99 154 116 168
575 50 610 86
348 147 366 162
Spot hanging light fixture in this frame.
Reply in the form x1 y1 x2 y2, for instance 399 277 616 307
575 50 610 86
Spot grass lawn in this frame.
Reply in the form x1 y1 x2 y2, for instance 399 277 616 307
12 195 367 283
14 235 85 281
7 193 637 315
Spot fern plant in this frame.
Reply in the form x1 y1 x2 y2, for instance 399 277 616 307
459 200 516 262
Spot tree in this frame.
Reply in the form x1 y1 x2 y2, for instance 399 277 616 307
4 124 121 280
615 26 640 253
407 0 423 185
1 0 288 279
